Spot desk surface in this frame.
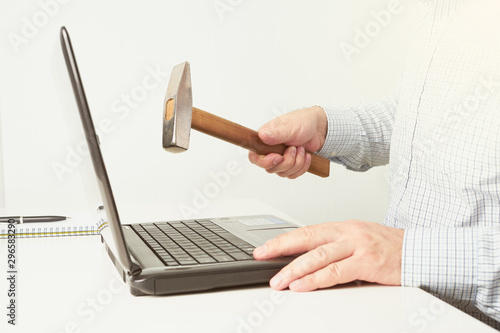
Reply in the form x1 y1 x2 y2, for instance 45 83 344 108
0 233 496 333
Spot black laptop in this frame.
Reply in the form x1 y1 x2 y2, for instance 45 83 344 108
60 27 298 296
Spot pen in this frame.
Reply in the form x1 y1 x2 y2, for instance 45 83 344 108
0 216 71 224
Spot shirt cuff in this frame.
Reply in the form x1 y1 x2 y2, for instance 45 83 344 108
316 106 361 159
475 228 500 320
402 227 477 308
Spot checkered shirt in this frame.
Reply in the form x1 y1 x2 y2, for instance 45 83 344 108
317 0 500 328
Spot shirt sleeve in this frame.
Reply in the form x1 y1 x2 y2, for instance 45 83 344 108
402 227 500 324
316 96 397 171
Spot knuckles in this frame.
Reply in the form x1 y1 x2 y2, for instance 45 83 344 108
299 226 316 246
326 262 342 282
312 245 329 262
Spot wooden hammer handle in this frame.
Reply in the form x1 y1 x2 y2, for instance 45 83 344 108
191 107 330 178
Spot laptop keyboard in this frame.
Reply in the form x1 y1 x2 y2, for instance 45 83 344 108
131 220 255 266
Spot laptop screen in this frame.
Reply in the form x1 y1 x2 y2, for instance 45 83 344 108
60 26 140 275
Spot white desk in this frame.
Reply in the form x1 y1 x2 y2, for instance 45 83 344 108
0 231 496 333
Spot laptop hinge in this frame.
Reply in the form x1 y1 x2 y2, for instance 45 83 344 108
129 262 142 276
127 245 144 276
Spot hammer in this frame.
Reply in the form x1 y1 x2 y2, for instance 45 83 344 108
162 61 330 178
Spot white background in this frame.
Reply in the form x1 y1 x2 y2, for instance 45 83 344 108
0 0 428 225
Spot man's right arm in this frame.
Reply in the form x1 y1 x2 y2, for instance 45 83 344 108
249 96 398 177
317 96 397 172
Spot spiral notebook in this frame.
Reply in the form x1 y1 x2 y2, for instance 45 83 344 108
0 214 108 239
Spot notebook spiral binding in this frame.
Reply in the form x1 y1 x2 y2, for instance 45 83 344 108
0 220 108 239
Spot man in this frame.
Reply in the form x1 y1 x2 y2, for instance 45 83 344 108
249 0 500 328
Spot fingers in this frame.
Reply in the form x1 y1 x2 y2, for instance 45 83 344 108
248 151 284 170
288 152 312 179
268 242 354 291
288 257 359 292
248 146 312 179
270 146 301 177
253 223 338 260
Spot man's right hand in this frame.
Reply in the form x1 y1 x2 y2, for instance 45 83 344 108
248 106 328 179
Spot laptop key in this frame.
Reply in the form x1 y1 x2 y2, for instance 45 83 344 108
178 258 197 265
165 261 179 266
197 257 217 264
229 251 253 260
213 255 235 262
218 232 254 249
241 248 255 253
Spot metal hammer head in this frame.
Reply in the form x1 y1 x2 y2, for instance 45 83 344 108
162 61 193 153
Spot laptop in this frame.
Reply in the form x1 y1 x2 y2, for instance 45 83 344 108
59 27 298 296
